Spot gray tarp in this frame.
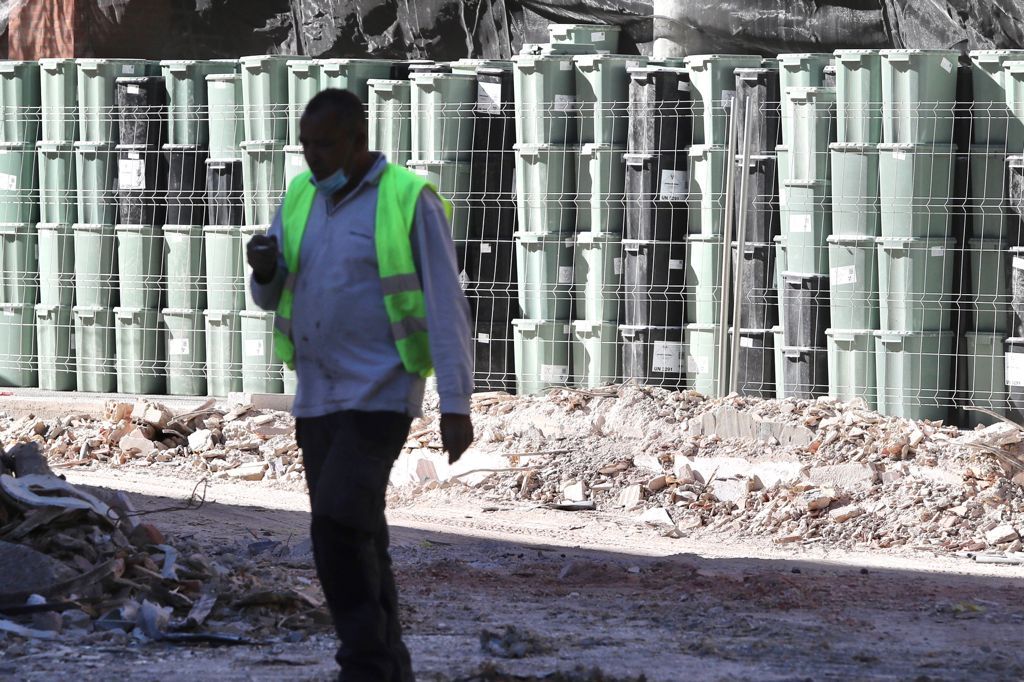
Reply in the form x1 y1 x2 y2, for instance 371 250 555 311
0 0 1021 59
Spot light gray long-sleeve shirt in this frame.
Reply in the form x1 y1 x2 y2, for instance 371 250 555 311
250 153 474 419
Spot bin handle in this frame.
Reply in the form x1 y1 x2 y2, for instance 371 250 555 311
838 54 865 66
291 63 312 75
168 64 188 74
831 331 856 342
783 349 803 359
0 64 15 74
879 333 905 346
887 53 913 64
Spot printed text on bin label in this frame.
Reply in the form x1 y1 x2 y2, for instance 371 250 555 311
119 160 146 190
659 170 687 200
652 342 682 373
558 266 573 284
0 173 16 191
832 265 857 286
245 340 264 357
1007 352 1024 386
169 339 190 356
540 364 569 383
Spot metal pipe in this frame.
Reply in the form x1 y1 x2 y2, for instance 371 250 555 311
730 96 755 395
716 89 740 395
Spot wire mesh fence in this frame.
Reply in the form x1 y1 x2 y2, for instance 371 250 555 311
0 50 1024 427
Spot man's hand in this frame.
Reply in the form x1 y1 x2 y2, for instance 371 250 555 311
440 413 473 465
246 234 279 283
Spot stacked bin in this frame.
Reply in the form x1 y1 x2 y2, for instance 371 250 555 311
510 45 580 394
825 50 883 410
731 63 782 398
776 56 836 399
467 64 518 392
113 69 166 395
871 50 960 421
621 65 688 389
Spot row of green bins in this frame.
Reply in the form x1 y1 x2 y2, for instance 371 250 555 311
74 142 117 225
240 225 265 311
827 234 878 330
877 143 954 238
368 80 412 167
77 59 157 144
549 24 621 52
116 224 163 308
73 223 118 307
685 55 762 146
240 56 292 143
574 54 646 145
38 223 73 306
781 87 836 181
513 47 578 145
410 71 476 162
38 142 76 224
407 160 472 245
880 50 959 145
512 319 571 395
780 179 831 273
684 322 724 395
969 51 1024 146
876 237 954 332
826 328 877 410
572 319 619 388
965 237 1011 333
0 61 41 143
164 308 206 395
687 144 726 236
207 73 243 159
36 304 74 390
40 59 77 143
0 142 39 223
114 306 165 394
515 232 574 320
874 330 954 421
73 305 115 392
834 50 883 144
830 142 879 236
577 143 625 233
685 234 722 324
574 232 622 321
162 60 238 147
514 143 577 233
241 141 284 225
208 224 246 310
0 303 37 386
165 224 205 309
0 223 38 304
962 331 1005 427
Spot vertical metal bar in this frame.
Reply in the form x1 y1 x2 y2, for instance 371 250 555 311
716 85 739 396
731 96 755 395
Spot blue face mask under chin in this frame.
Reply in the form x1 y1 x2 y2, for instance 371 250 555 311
313 167 349 196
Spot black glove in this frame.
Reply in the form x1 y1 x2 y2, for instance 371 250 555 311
247 234 279 283
441 413 474 465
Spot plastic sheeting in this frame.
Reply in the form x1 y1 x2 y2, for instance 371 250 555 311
0 0 1022 61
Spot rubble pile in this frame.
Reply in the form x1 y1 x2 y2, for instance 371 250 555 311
0 399 302 485
0 442 326 643
403 387 1024 556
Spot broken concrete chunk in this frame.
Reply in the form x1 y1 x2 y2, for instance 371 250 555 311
639 507 674 527
803 488 836 511
985 524 1019 546
143 404 174 430
632 453 663 474
187 429 215 453
227 462 268 481
618 484 644 510
712 478 749 506
646 475 668 493
829 505 865 523
562 481 587 502
807 463 877 490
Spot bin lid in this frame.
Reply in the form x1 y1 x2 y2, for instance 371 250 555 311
688 144 727 158
825 328 876 340
240 310 274 320
162 143 204 152
319 58 394 67
37 222 73 231
514 231 574 245
579 142 625 156
685 233 723 244
684 323 718 332
683 54 761 68
512 142 579 154
205 157 244 167
1003 60 1024 74
37 141 75 153
0 303 33 315
875 236 955 249
240 140 285 151
967 236 1010 249
0 222 34 233
163 224 204 233
0 141 35 151
206 73 241 82
162 307 205 317
833 49 881 57
778 53 833 64
115 224 161 233
783 86 837 101
240 224 271 234
880 49 960 56
35 303 67 315
240 54 295 64
873 330 955 340
781 271 829 285
965 330 1007 342
573 54 647 68
409 71 475 82
826 234 876 246
575 231 622 245
72 223 116 232
829 142 877 153
620 325 684 335
73 141 116 151
781 346 824 357
969 50 1024 64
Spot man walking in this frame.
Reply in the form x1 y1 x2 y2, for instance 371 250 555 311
246 89 475 681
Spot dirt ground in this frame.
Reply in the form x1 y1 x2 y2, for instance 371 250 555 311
3 466 1023 682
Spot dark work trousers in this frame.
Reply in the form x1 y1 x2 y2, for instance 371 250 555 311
296 410 414 682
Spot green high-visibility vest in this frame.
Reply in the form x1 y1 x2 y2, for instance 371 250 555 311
272 163 451 377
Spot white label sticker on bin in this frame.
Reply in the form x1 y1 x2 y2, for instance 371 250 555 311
478 81 503 114
560 61 572 71
687 354 709 374
245 339 264 357
119 159 146 189
789 214 812 233
893 150 906 161
478 333 490 344
941 58 953 73
652 342 682 373
554 94 576 111
678 80 690 92
540 364 569 382
289 155 304 166
169 338 190 356
832 265 858 286
481 243 492 254
1007 352 1024 386
122 65 135 75
558 266 573 284
2 308 13 317
126 84 141 95
1014 257 1024 270
613 257 622 275
591 31 605 42
930 247 945 257
0 173 16 191
659 170 687 200
740 336 755 348
669 259 684 270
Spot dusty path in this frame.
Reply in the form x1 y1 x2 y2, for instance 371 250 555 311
4 468 1024 681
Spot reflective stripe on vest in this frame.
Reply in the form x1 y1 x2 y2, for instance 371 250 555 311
272 163 451 378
